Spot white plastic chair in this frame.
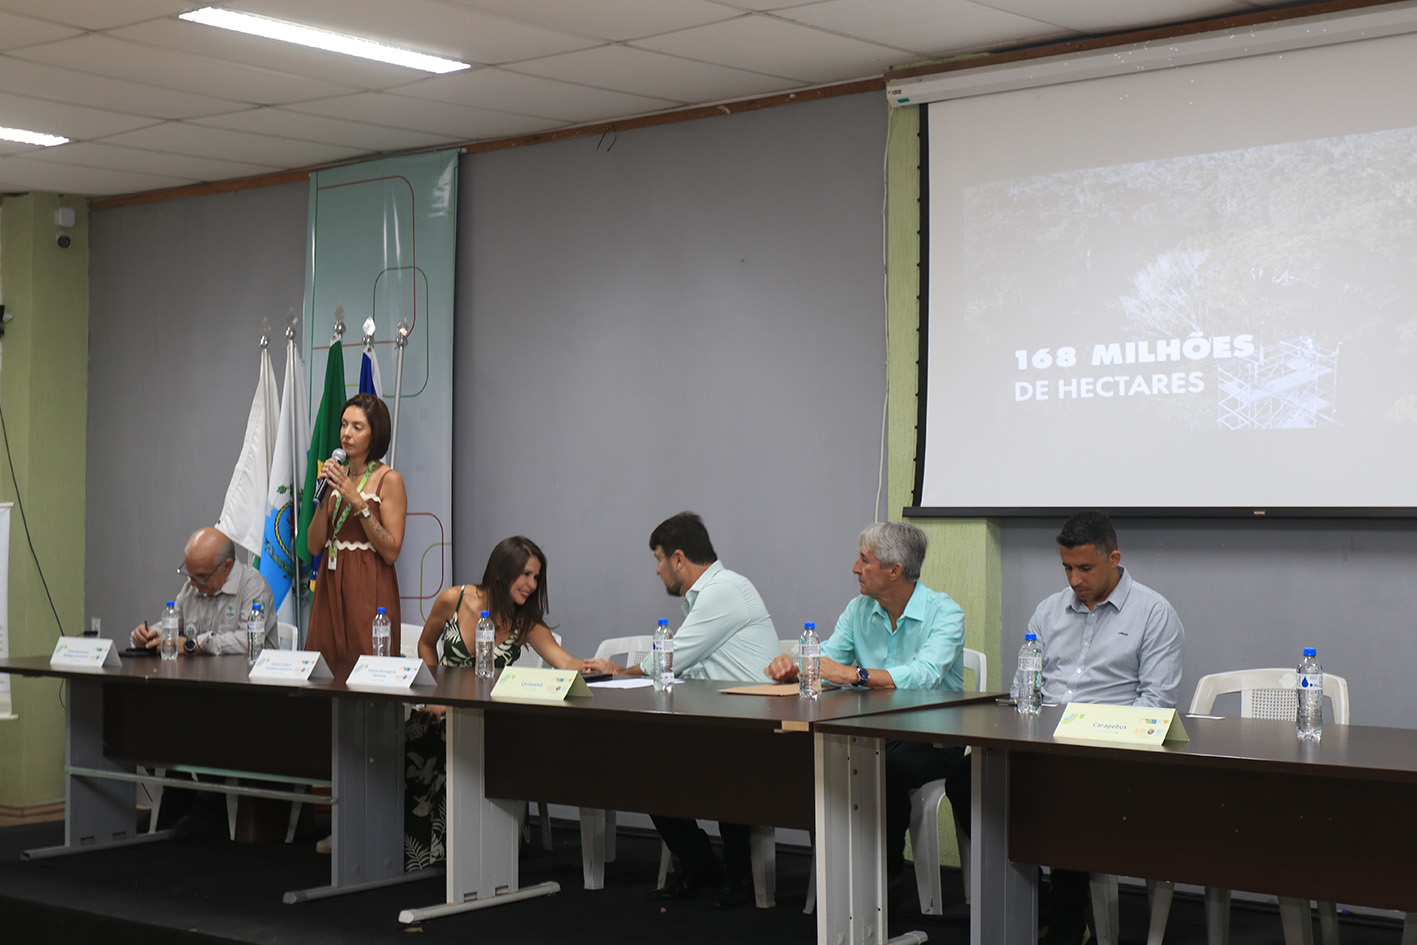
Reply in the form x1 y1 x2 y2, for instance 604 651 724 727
579 635 654 889
1125 668 1351 945
276 622 298 651
906 646 986 914
401 621 444 661
398 622 421 660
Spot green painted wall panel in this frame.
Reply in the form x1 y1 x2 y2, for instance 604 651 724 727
0 193 89 807
885 104 1001 872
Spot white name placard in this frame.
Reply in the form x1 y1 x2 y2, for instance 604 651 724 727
345 656 435 690
491 666 592 702
1053 703 1189 746
51 637 119 669
248 650 332 683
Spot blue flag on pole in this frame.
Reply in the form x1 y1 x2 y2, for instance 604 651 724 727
359 345 381 396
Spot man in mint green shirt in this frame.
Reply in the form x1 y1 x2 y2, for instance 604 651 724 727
766 521 965 881
636 511 779 910
631 557 779 683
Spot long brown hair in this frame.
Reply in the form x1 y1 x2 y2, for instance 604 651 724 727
479 536 551 641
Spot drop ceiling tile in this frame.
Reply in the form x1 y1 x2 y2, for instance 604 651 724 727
0 13 81 49
397 68 680 122
25 141 280 181
0 154 194 196
0 57 245 121
113 19 444 90
630 13 911 83
12 34 361 105
0 0 188 31
0 89 162 140
193 108 455 152
446 0 739 42
287 91 566 140
512 44 800 103
778 0 1070 57
100 121 365 167
984 0 1258 33
229 0 601 64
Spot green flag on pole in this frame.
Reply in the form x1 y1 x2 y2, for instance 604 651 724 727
297 341 346 565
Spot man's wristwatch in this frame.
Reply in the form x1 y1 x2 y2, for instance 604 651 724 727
856 666 870 687
182 635 197 654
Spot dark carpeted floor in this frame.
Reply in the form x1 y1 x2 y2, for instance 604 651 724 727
0 814 1406 944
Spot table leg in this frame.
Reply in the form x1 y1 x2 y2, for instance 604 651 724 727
285 698 423 902
24 678 157 860
398 705 557 923
972 745 1036 945
818 731 905 945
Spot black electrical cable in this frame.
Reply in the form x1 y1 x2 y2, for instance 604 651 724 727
0 397 69 639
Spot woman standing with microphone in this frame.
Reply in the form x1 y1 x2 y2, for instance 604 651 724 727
306 393 406 662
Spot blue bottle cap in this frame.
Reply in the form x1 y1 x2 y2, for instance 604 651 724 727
1303 647 1316 657
804 621 815 630
481 610 491 618
375 607 385 614
166 601 175 607
253 602 262 611
658 618 669 626
1024 631 1037 641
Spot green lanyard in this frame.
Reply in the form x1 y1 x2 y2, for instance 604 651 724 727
327 461 379 569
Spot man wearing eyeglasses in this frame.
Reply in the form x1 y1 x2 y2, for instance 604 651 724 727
130 527 277 655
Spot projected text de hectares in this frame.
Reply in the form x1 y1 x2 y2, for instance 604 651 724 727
1015 372 1205 401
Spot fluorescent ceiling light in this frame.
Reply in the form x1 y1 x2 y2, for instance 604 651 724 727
0 126 68 147
179 6 471 74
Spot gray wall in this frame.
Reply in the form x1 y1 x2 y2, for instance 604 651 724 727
457 94 890 652
88 182 308 633
86 93 891 660
1001 518 1417 725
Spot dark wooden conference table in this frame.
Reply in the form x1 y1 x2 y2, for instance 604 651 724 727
0 652 995 940
817 701 1417 945
0 653 410 903
400 672 995 924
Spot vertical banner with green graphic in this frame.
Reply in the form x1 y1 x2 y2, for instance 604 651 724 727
303 149 457 624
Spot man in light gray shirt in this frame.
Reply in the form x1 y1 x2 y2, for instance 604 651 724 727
130 527 277 655
1028 511 1184 708
947 510 1184 945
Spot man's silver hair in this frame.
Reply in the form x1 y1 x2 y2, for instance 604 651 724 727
858 522 927 581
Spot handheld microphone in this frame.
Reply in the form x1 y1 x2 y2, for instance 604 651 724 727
312 448 347 504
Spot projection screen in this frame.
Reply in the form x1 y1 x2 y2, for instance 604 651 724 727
915 29 1417 516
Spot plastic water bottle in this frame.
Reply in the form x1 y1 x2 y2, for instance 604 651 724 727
246 601 265 665
160 601 180 661
652 618 674 691
371 606 391 658
1296 647 1323 741
798 621 822 700
1015 631 1043 716
475 610 495 678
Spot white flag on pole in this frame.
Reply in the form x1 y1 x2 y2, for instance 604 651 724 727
216 348 279 556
